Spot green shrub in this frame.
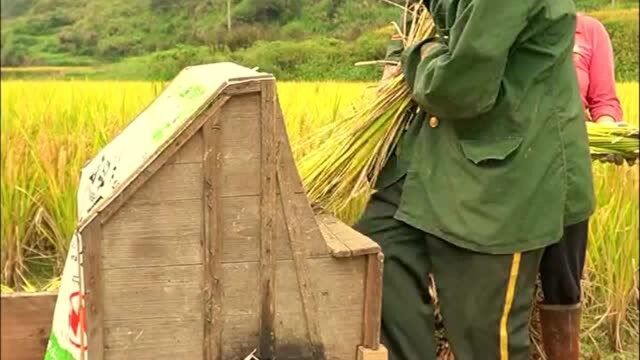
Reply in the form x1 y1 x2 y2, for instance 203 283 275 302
101 45 226 81
0 35 30 66
231 37 383 81
280 21 309 40
212 23 279 51
590 9 639 81
233 0 302 24
96 34 144 59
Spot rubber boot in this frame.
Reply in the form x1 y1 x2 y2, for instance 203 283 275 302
538 303 581 360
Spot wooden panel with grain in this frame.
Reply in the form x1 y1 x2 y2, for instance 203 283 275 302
276 158 324 359
102 138 205 269
0 292 57 360
167 130 203 164
92 96 229 227
220 94 261 197
220 257 366 359
102 264 203 322
222 79 264 96
221 195 260 263
102 198 202 240
128 163 203 204
274 311 314 360
221 257 364 315
221 261 260 316
307 256 366 313
102 232 202 269
316 213 380 257
274 97 305 195
203 114 224 360
220 308 364 360
220 314 260 358
258 80 277 359
317 216 352 258
104 316 203 360
362 253 384 349
222 194 330 263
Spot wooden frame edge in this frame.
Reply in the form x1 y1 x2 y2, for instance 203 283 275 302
82 221 104 360
258 78 277 359
362 252 384 349
202 110 224 360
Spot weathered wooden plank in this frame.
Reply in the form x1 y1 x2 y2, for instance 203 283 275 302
220 308 363 360
220 261 260 317
102 265 203 321
167 131 203 164
222 195 260 263
222 80 263 96
203 114 224 360
362 253 384 349
90 96 229 228
274 96 306 195
102 198 202 240
222 194 330 263
220 314 260 358
222 258 365 316
276 152 324 358
274 312 314 359
317 213 380 256
128 162 203 204
220 94 261 197
104 317 203 360
220 257 365 358
307 256 366 312
316 308 363 360
259 80 277 359
0 292 57 360
83 221 104 359
102 233 202 269
219 313 314 360
317 216 352 258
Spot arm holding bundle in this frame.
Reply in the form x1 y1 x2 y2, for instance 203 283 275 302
401 0 530 120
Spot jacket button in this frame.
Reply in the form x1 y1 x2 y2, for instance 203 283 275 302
429 116 439 128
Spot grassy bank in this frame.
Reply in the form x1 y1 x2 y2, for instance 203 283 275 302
2 6 638 81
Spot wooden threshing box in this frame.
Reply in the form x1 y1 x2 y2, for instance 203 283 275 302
45 63 387 360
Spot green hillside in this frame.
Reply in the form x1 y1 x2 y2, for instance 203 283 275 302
1 0 637 80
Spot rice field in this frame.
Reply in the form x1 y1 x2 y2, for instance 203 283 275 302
1 80 638 355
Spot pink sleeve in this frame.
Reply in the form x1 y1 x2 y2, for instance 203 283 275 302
586 20 623 121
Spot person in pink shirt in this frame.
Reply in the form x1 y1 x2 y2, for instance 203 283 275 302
537 14 628 359
573 13 623 123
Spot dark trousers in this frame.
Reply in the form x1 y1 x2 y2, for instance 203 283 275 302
539 221 589 305
353 179 543 360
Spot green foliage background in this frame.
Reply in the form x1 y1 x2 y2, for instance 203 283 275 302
1 0 638 81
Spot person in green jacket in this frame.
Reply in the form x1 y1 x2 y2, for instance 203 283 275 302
354 0 595 359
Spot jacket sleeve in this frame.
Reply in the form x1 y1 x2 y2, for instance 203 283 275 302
401 0 532 120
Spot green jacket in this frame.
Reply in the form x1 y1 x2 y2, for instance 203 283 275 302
377 0 596 254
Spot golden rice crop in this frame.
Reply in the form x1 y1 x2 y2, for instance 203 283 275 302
297 3 435 219
0 79 638 354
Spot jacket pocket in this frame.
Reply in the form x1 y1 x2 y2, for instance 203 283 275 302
459 137 523 165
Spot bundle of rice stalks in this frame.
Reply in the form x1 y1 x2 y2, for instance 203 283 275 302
587 122 639 161
295 3 435 217
296 2 638 218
